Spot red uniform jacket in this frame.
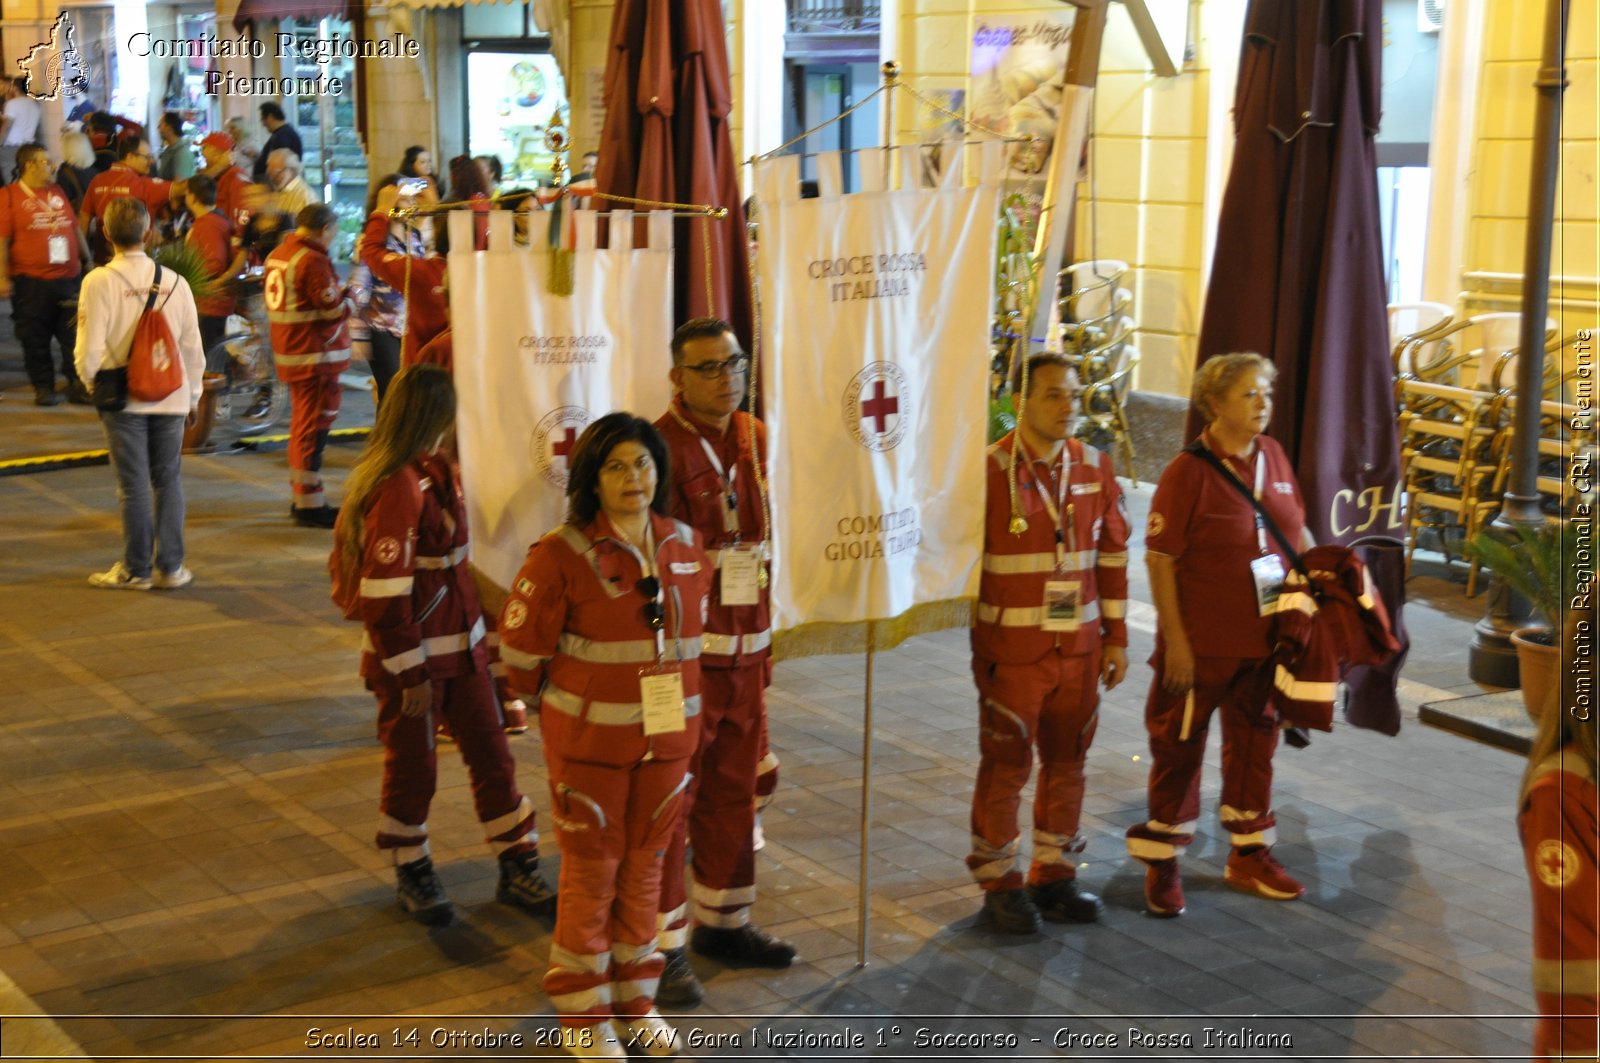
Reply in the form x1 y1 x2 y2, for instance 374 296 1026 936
345 453 488 690
81 164 171 263
185 209 236 318
413 327 452 371
654 400 771 668
213 165 252 231
973 433 1130 664
359 212 447 359
1519 747 1600 1061
1267 544 1400 730
265 232 350 380
498 512 712 768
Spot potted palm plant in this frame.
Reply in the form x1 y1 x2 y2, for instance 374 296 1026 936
1468 518 1586 718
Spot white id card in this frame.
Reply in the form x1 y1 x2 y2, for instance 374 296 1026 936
720 548 761 607
1042 579 1083 632
639 669 687 735
1250 555 1286 616
47 235 69 264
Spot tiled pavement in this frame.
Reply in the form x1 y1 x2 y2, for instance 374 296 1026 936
0 374 1547 1061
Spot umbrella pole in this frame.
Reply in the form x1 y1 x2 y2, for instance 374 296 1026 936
857 620 876 968
1468 0 1570 685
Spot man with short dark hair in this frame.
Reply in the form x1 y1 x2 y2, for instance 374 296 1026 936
75 196 205 590
254 101 302 183
0 144 94 404
266 203 350 528
652 316 796 1007
156 112 194 181
79 136 171 264
183 174 239 354
966 354 1129 934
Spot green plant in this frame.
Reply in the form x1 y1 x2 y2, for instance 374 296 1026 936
152 240 220 305
1467 518 1588 631
988 393 1016 444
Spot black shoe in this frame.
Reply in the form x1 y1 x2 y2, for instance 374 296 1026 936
1283 725 1312 749
34 388 62 407
495 848 556 916
655 946 704 1008
1028 879 1104 924
982 888 1042 935
690 923 797 968
395 856 452 925
65 382 92 405
290 504 339 529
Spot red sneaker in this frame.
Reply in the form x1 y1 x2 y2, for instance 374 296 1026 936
1144 858 1185 917
1225 847 1305 900
503 699 529 735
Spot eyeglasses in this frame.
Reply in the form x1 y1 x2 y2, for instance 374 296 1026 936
637 576 664 631
681 356 749 380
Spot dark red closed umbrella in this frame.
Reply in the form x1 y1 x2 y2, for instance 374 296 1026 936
1192 0 1406 733
596 0 753 352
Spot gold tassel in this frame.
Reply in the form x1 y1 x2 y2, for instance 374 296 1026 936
547 246 574 296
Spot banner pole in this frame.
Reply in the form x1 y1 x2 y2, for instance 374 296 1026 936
856 619 877 968
881 60 898 190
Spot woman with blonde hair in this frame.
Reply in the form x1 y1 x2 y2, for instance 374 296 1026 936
1126 352 1316 917
332 364 554 925
54 131 97 212
1520 596 1599 1060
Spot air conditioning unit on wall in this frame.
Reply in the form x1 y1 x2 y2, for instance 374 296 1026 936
1418 0 1445 34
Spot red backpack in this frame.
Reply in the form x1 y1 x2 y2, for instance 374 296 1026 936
126 264 184 402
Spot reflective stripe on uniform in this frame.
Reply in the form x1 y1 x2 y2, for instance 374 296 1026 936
414 545 469 570
982 549 1095 574
499 643 551 671
557 633 703 664
1532 958 1600 995
701 628 772 656
542 683 702 726
361 616 485 669
360 576 414 598
274 348 350 368
975 600 1102 627
1273 664 1336 703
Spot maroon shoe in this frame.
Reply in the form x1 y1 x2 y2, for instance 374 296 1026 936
1144 858 1185 917
1225 847 1305 901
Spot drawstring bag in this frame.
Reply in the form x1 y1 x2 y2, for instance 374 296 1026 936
126 264 183 402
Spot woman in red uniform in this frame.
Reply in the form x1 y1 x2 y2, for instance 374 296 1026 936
1126 353 1314 916
498 413 711 1060
331 365 554 925
1520 602 1599 1060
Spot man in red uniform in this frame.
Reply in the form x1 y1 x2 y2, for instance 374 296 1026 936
198 132 252 232
969 354 1129 933
0 144 93 405
266 203 349 529
79 135 170 265
652 317 795 1007
183 174 240 355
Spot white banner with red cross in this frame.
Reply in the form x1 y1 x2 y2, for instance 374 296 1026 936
448 209 675 592
754 145 1004 652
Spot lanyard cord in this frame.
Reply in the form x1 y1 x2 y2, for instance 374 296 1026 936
1209 435 1269 555
1031 441 1077 571
669 403 745 539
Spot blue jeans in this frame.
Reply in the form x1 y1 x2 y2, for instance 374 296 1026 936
101 411 186 578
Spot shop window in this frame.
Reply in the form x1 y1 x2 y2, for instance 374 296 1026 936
462 6 568 189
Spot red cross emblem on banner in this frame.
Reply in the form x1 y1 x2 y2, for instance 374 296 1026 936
551 426 579 461
860 378 899 434
532 406 591 487
843 362 910 452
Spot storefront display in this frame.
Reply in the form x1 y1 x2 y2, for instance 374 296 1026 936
465 51 567 188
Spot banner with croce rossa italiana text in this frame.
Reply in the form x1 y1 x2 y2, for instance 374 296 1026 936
755 145 1004 654
448 209 674 594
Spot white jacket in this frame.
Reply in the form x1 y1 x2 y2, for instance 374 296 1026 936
74 250 205 416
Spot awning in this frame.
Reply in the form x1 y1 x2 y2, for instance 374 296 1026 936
385 0 518 7
233 0 352 32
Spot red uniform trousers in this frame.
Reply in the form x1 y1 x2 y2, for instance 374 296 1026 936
286 367 343 509
659 662 765 943
372 669 533 861
544 749 688 1030
967 646 1102 892
1125 646 1279 863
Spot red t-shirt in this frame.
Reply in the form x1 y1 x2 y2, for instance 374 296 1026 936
186 209 236 319
1145 430 1305 659
0 182 80 280
214 166 252 231
82 165 172 263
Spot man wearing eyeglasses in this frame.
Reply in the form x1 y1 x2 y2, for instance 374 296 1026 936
651 317 796 1007
79 136 171 265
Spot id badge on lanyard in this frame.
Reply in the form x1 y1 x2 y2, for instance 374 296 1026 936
639 664 687 735
1036 448 1081 631
720 546 761 607
1238 448 1284 616
47 235 69 264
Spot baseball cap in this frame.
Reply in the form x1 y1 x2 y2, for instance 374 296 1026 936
200 132 234 152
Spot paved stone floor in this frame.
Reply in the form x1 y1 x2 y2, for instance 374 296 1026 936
0 363 1547 1061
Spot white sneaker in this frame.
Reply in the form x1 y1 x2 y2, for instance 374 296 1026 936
88 562 151 591
559 1024 626 1060
617 1011 679 1057
153 566 193 590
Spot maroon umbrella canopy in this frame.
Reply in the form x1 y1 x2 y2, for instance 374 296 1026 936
596 0 753 353
1192 0 1405 732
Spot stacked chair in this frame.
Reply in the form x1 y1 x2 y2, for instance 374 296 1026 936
1393 305 1575 594
1057 259 1139 478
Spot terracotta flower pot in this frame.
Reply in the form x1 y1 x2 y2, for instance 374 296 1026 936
1511 626 1559 721
182 372 226 454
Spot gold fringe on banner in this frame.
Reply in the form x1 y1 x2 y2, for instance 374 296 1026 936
772 598 973 662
